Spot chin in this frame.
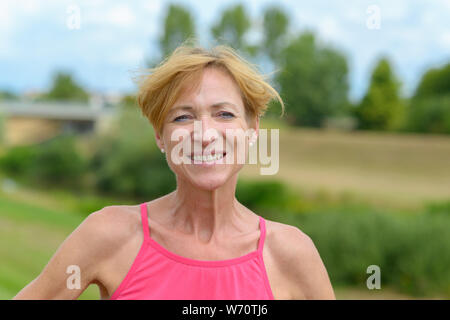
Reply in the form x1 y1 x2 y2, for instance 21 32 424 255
189 175 229 191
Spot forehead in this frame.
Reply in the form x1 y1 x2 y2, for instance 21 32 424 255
174 67 244 109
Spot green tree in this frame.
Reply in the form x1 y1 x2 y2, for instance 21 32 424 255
354 57 405 131
413 63 450 99
159 4 196 59
262 6 289 63
276 32 349 127
211 4 256 57
42 71 89 103
406 62 450 134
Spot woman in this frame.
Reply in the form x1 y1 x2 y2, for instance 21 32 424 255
14 45 335 300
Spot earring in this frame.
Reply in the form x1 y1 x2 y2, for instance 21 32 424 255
249 135 256 147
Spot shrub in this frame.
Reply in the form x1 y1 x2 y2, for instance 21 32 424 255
236 179 308 214
88 107 176 199
267 204 450 297
29 134 87 189
0 145 38 178
405 94 450 134
0 133 87 189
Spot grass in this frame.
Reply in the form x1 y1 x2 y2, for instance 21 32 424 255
333 286 447 300
0 190 100 300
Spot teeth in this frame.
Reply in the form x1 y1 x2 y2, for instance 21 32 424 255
190 153 224 162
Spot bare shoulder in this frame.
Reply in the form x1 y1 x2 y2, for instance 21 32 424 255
264 219 316 271
82 204 142 254
264 219 336 300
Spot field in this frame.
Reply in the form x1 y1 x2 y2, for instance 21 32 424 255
242 124 450 211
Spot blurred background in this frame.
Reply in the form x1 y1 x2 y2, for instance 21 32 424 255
0 0 449 300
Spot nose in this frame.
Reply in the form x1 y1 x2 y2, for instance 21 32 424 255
192 115 218 150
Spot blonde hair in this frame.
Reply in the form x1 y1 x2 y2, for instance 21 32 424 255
136 43 285 134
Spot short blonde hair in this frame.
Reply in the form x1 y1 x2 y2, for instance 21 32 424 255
136 44 284 134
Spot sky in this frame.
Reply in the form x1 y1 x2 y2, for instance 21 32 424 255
0 0 449 102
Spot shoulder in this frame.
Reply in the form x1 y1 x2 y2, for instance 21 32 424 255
264 219 316 269
71 204 143 267
80 204 142 249
264 219 335 300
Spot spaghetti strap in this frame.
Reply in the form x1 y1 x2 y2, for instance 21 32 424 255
257 216 266 253
140 202 150 240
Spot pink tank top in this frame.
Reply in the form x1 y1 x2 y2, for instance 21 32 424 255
109 202 274 300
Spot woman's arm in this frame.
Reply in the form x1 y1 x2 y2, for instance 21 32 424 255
269 223 336 300
287 231 336 299
13 207 118 300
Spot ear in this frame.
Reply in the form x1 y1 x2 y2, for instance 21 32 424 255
251 116 259 143
153 127 164 151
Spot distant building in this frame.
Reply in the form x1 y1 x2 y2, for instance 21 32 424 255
0 99 118 146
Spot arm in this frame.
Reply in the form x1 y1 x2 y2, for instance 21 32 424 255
13 206 118 300
286 227 335 300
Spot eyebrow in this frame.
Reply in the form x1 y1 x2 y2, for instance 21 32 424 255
168 101 238 115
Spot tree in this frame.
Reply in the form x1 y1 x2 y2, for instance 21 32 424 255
211 4 256 57
159 4 196 59
276 32 349 127
262 6 289 63
42 71 89 103
354 57 405 131
406 62 450 134
413 63 450 99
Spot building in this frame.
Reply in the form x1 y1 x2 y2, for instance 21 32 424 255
0 99 118 146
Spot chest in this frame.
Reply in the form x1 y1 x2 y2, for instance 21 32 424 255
97 235 293 300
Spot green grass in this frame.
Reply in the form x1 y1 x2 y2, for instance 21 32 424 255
0 192 99 299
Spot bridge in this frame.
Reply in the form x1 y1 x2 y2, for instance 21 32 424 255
0 100 118 146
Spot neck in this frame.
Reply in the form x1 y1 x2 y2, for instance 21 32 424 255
166 173 245 243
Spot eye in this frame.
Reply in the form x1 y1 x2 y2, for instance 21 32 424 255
219 112 235 119
173 115 191 122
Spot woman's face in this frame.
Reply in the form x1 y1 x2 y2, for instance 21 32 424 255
155 67 258 191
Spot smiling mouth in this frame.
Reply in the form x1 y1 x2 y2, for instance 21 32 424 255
188 152 226 162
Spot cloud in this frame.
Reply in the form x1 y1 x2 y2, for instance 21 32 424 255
105 4 136 27
0 0 449 97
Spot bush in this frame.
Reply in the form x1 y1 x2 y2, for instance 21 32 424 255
405 94 450 134
266 204 450 297
424 199 450 215
88 107 176 199
0 134 87 189
30 134 87 188
236 179 309 214
0 145 38 178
